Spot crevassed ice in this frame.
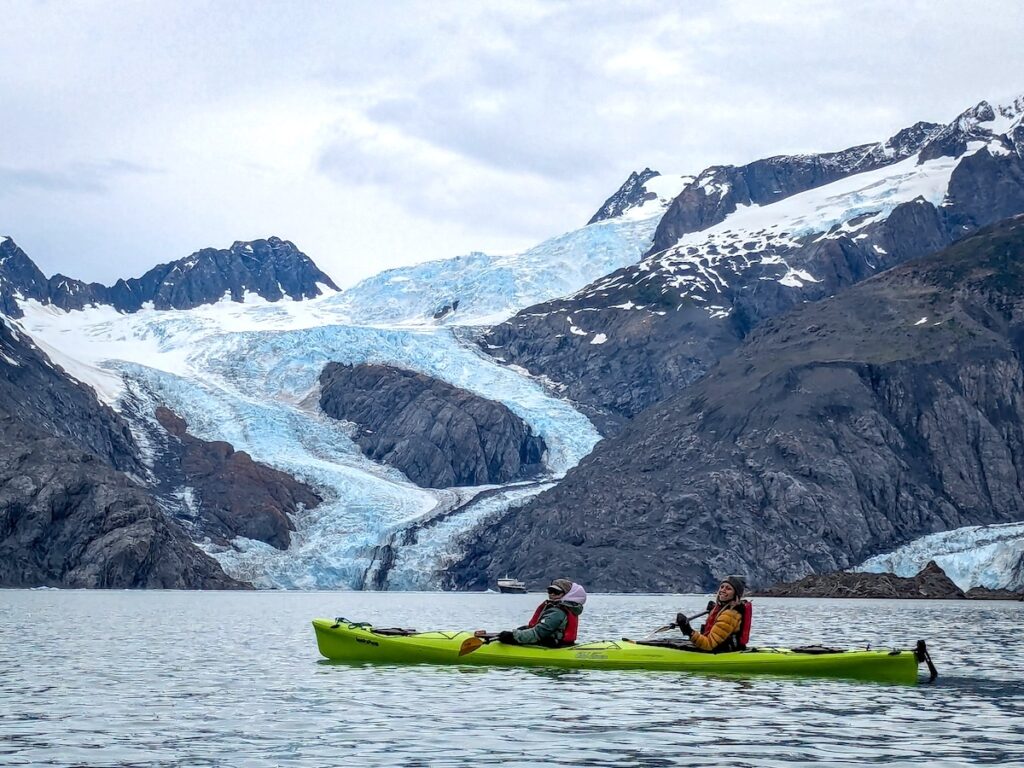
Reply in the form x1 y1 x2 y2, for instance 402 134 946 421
324 196 675 327
855 522 1024 590
20 295 601 590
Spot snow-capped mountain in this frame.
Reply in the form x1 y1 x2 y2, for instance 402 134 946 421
3 171 696 590
588 167 665 224
455 215 1024 592
482 96 1024 427
6 95 1024 593
0 236 337 317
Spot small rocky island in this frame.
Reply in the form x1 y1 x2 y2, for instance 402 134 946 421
758 562 1022 600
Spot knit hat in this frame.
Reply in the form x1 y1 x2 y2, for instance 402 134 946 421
547 578 573 595
720 575 746 599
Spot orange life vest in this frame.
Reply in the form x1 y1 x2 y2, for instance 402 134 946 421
527 601 579 645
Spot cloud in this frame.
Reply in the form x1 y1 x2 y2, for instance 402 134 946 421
315 112 592 241
0 159 161 196
3 1 1024 286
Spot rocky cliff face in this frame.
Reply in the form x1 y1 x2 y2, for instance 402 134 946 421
0 420 242 589
319 363 546 488
482 100 1024 430
0 317 242 587
152 407 321 550
1 314 142 475
1 236 338 317
451 217 1024 592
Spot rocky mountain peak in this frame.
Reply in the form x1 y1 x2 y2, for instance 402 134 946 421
919 95 1024 162
645 121 944 256
588 168 662 224
0 237 49 317
481 96 1024 430
0 236 340 316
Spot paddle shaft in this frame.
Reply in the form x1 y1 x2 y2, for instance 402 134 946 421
642 608 711 640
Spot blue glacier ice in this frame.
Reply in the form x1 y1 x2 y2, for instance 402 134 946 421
324 195 680 326
19 199 684 589
855 522 1024 591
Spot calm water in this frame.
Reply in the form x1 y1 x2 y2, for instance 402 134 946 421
1 591 1022 767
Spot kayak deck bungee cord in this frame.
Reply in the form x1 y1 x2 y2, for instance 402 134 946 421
312 618 937 684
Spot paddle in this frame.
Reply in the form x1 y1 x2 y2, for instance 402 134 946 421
639 601 717 641
640 610 709 641
458 633 499 656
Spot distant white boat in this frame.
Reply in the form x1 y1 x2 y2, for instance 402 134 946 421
496 576 527 594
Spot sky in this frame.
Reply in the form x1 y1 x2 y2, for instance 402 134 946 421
2 1 1023 289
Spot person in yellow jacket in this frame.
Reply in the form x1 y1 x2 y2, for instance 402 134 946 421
676 575 748 652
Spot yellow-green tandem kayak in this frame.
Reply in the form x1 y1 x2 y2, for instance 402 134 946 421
312 618 936 685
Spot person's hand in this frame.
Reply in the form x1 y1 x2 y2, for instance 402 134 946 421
497 630 517 644
676 613 693 635
474 629 488 637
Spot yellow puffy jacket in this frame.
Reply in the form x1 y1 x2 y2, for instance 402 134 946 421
687 604 743 652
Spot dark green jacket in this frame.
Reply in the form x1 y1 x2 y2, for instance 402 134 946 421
511 600 583 646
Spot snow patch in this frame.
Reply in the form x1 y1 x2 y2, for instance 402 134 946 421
779 268 819 288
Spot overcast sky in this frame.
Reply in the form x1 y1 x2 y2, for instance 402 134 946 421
2 1 1022 288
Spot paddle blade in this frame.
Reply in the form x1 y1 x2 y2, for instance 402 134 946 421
458 637 485 656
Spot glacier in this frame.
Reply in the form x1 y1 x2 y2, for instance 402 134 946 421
16 183 687 589
324 173 691 327
855 522 1024 591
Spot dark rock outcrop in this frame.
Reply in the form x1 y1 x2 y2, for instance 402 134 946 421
758 561 966 598
319 363 546 488
1 236 338 317
1 237 52 316
964 586 1024 600
0 419 242 589
451 216 1024 592
588 168 662 225
0 314 244 588
154 407 321 549
104 237 338 312
1 315 142 475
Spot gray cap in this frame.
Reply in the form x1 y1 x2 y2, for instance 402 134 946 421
720 575 746 599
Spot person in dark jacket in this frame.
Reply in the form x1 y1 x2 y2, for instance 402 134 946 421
675 575 748 652
475 578 586 647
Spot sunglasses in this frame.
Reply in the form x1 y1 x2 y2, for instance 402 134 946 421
546 588 564 595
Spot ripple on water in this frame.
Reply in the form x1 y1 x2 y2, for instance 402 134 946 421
1 591 1023 767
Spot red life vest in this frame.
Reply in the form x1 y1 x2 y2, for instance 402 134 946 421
700 600 752 651
528 601 579 645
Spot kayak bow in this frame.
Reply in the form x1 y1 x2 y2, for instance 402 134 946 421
312 618 935 684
